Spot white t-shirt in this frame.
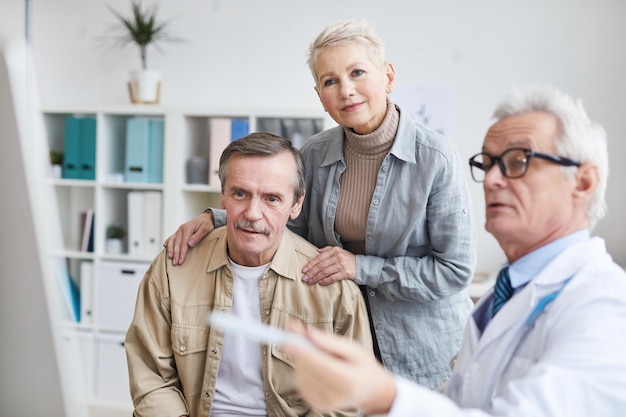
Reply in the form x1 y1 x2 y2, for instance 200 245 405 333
211 259 269 417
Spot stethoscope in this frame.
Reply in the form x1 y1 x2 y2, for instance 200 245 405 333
489 276 574 402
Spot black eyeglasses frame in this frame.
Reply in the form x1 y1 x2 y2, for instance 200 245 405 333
468 147 581 183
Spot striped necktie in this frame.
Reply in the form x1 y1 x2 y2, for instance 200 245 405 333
492 266 513 317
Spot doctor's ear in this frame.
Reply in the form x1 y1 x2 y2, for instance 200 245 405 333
573 163 599 201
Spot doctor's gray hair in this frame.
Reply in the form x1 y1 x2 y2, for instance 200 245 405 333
492 84 608 230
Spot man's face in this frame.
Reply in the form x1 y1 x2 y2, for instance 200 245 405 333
482 111 580 259
221 152 303 266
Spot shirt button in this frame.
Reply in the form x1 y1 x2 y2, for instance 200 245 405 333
372 199 379 206
375 324 382 331
382 165 388 172
367 235 373 241
211 348 218 355
369 291 376 297
265 309 270 316
179 345 186 352
262 348 267 356
204 391 211 398
265 392 270 398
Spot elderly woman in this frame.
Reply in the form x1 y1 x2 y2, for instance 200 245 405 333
164 19 476 389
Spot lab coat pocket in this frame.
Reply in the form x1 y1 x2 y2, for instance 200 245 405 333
504 356 534 380
496 354 536 398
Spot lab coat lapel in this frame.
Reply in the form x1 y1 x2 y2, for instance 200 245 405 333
475 237 605 351
476 284 534 349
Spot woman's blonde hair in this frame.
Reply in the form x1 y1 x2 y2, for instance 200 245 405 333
307 19 386 86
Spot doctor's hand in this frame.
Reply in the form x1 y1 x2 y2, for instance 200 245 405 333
302 246 357 286
163 211 215 265
284 321 396 415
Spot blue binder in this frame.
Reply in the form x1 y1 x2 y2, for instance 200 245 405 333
62 115 96 180
125 117 164 183
230 118 249 141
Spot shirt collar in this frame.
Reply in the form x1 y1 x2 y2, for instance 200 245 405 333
508 229 590 290
207 227 299 281
321 102 417 166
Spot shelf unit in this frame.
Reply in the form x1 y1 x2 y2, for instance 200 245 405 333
42 104 330 415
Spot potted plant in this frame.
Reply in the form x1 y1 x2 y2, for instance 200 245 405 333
106 0 181 104
49 150 63 178
106 224 126 254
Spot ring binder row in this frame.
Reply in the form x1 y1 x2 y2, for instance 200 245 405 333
61 115 166 184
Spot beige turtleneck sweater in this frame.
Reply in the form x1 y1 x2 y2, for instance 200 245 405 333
336 100 399 255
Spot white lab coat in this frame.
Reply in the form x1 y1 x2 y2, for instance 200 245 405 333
388 237 626 417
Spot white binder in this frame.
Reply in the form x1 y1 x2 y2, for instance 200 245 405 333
143 190 162 257
127 191 145 257
79 261 93 325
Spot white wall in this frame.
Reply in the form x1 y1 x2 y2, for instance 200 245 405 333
5 0 626 273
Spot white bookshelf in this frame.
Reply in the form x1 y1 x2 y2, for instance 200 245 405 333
42 104 331 415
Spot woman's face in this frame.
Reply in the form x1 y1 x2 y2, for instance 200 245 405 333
314 43 395 135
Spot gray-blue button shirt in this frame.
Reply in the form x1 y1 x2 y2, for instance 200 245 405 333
290 105 477 388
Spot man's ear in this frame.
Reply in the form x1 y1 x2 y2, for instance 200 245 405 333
573 163 599 202
290 192 306 220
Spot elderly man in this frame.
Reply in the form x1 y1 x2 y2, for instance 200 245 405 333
284 84 626 417
125 132 372 417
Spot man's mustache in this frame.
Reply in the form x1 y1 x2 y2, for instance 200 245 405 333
235 220 270 236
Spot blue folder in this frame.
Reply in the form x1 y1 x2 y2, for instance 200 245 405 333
230 118 249 141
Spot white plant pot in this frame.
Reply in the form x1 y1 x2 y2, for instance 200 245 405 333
129 69 161 104
106 238 124 254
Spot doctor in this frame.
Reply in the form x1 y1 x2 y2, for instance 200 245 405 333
284 84 626 416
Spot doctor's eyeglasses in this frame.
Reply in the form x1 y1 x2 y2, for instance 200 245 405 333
468 147 581 183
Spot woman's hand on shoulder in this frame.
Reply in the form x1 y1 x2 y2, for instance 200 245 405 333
302 246 356 286
163 211 215 265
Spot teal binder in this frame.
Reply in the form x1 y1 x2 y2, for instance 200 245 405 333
62 116 81 179
79 117 96 179
125 117 164 183
62 115 96 180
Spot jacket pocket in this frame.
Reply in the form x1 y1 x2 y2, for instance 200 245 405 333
269 344 303 408
171 325 209 396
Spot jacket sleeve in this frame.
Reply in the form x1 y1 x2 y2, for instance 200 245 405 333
337 284 374 354
207 207 227 228
125 254 189 417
